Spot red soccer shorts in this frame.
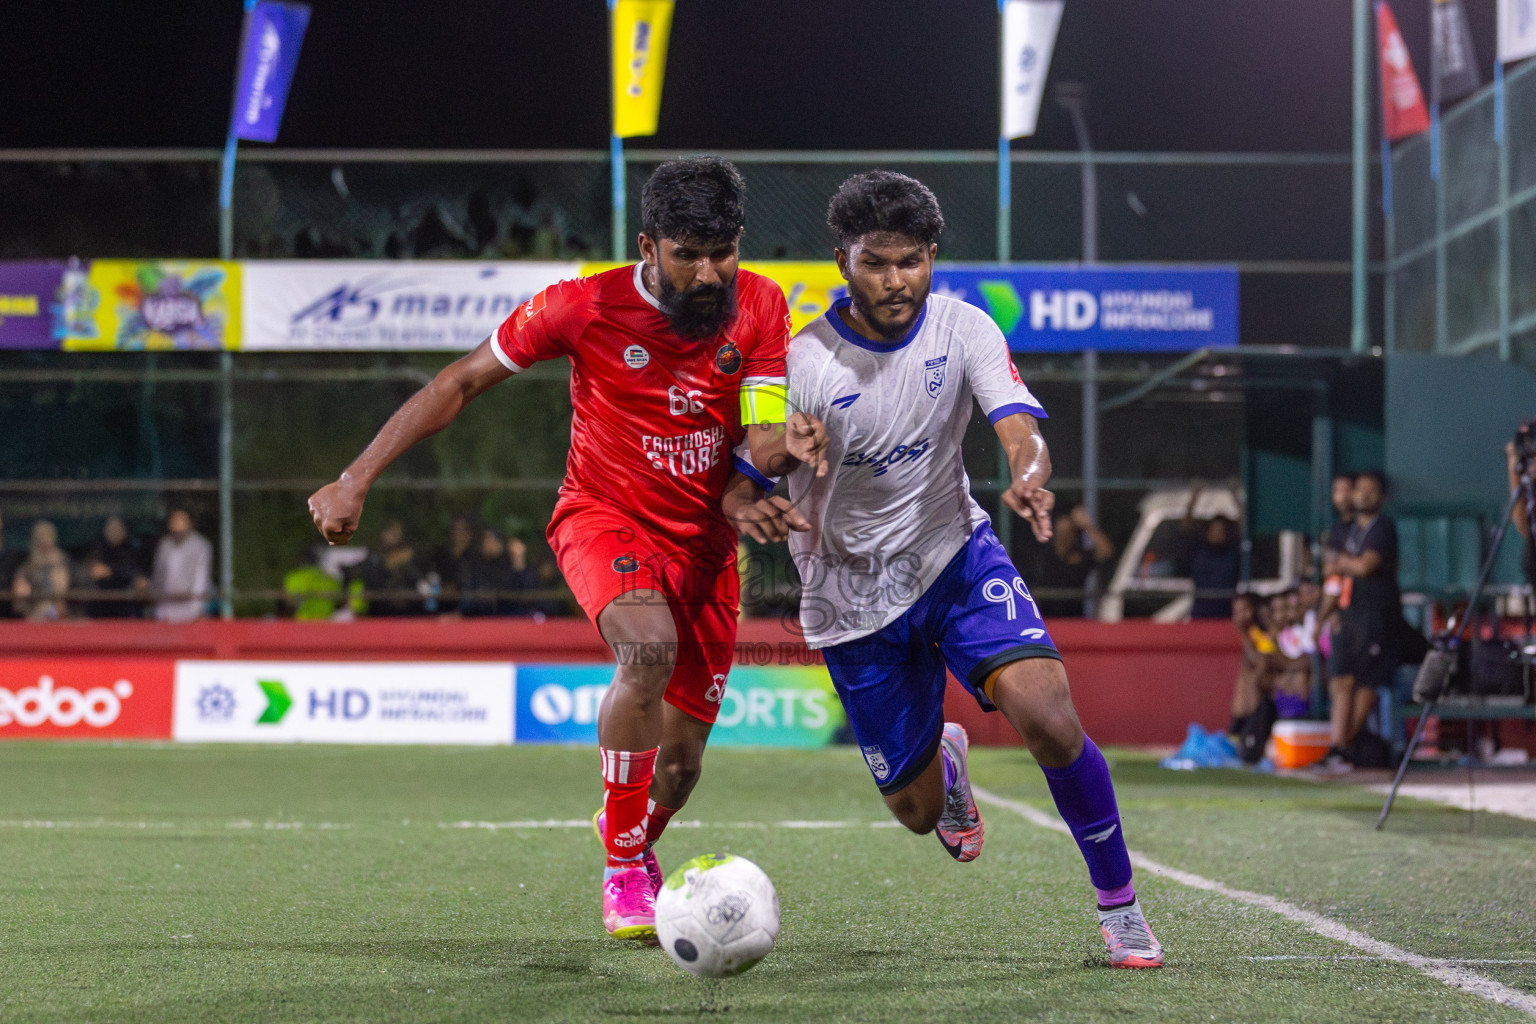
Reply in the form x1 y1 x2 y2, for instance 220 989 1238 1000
549 500 740 724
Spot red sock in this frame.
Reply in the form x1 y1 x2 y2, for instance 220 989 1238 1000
646 800 679 846
600 746 658 868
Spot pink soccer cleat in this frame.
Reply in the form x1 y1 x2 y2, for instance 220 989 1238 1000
935 722 984 862
602 865 658 941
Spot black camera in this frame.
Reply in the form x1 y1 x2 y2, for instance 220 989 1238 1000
1517 419 1536 464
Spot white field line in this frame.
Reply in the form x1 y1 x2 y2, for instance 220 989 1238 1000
0 817 902 832
438 819 903 831
1243 956 1536 965
973 786 1536 1018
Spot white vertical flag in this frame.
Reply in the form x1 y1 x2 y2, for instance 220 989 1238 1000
1499 0 1536 63
1002 0 1065 139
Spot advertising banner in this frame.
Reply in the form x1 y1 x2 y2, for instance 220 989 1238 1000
0 660 173 740
1499 0 1536 63
173 661 515 744
242 261 577 349
611 0 675 138
232 1 312 143
933 265 1238 352
0 262 64 349
1001 0 1065 139
60 260 240 351
515 664 843 748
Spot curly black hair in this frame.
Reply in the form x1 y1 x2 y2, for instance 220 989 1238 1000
826 170 946 249
640 157 747 243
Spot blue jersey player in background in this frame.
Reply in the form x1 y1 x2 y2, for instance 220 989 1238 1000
724 170 1162 968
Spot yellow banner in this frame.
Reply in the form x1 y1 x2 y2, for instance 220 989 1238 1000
60 260 240 351
611 0 674 139
580 261 847 338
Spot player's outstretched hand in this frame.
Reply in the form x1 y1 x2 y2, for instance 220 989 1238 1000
1004 480 1055 543
307 480 365 545
786 411 830 479
730 495 810 544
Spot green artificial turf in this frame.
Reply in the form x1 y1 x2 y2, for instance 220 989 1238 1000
0 742 1531 1023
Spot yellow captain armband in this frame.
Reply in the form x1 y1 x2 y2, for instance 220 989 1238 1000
739 377 788 425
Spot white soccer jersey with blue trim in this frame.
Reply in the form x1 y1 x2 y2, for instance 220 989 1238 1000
783 293 1046 647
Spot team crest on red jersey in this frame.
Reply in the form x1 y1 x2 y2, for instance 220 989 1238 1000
714 341 742 375
612 553 639 574
513 291 547 330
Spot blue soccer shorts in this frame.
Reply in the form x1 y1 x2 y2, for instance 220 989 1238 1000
820 523 1061 795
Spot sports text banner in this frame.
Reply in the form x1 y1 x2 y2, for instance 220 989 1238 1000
232 1 312 143
60 261 240 351
611 0 674 139
0 660 173 740
173 661 515 744
933 266 1238 352
515 664 844 748
242 261 578 349
0 262 64 350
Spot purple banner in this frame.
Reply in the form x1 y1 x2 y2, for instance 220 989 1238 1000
232 1 311 143
0 262 64 350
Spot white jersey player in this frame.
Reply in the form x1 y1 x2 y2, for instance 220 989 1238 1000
723 171 1163 968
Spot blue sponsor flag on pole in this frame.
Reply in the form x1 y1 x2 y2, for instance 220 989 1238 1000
232 1 311 142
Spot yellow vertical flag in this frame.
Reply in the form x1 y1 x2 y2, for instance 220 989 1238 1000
611 0 674 138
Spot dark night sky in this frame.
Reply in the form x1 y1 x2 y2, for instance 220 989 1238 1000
0 0 1501 152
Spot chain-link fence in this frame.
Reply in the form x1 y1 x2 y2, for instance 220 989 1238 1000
1388 57 1536 369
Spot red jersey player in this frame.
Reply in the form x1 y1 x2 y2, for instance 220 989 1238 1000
307 158 825 942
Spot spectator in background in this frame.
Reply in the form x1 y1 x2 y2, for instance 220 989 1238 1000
460 527 513 617
81 515 148 618
1227 592 1278 763
151 508 213 623
1023 503 1116 618
1268 589 1313 721
1182 486 1241 619
283 546 350 621
12 520 72 621
1509 440 1533 584
1316 471 1401 772
356 518 427 616
1314 473 1356 651
431 514 477 612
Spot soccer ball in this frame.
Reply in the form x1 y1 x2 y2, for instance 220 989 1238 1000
655 853 779 978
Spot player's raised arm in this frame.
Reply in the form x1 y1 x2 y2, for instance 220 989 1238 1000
307 338 512 544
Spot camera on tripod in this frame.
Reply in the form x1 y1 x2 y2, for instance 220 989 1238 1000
1515 418 1536 466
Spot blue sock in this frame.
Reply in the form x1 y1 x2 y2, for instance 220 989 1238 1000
1039 736 1134 904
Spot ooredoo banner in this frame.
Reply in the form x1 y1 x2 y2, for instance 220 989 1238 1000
515 664 844 748
0 660 174 739
241 261 578 349
173 661 515 744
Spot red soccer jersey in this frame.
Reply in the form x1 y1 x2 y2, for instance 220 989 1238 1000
493 263 789 552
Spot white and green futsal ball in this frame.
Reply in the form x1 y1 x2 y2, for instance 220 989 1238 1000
655 853 780 978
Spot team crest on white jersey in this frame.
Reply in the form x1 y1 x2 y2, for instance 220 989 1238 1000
924 355 947 398
623 344 650 368
861 744 891 781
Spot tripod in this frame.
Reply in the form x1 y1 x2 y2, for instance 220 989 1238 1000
1376 457 1534 829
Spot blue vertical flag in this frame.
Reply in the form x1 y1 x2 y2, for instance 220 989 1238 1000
232 1 311 143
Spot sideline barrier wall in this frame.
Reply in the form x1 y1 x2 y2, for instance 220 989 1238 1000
0 619 1237 747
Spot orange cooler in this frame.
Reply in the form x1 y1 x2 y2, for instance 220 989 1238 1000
1269 720 1333 769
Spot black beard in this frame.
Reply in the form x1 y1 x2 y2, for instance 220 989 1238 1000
656 272 738 340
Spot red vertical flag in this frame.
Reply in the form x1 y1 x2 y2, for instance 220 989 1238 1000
1376 1 1431 140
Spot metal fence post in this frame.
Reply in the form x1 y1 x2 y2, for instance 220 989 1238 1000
1351 0 1369 354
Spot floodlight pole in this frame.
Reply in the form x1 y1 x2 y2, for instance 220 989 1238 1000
996 0 1011 262
1058 83 1100 617
215 0 258 621
1351 0 1369 354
